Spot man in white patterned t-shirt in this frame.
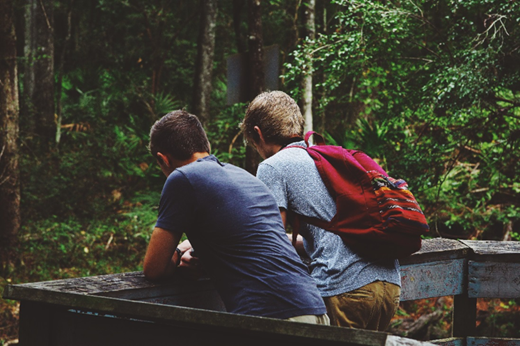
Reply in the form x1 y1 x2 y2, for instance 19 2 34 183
241 90 401 331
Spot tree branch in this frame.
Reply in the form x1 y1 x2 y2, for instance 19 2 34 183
38 0 52 30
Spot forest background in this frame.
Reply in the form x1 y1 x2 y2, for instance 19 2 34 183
1 0 519 343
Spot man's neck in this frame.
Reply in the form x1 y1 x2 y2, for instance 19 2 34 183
192 152 210 161
184 152 210 166
169 152 210 174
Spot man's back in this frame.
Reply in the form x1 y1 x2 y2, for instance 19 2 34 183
256 143 400 297
156 155 326 319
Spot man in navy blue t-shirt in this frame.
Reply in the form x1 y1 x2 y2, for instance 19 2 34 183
144 110 328 323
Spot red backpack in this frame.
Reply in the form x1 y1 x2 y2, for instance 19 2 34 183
286 131 429 260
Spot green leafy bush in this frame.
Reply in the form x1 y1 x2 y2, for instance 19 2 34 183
284 0 520 240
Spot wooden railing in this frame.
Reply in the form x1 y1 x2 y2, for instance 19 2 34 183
399 238 520 346
3 238 520 346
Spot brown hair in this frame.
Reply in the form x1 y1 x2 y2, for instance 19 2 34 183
241 91 304 146
149 110 210 161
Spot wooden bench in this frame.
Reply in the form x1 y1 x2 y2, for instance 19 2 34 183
4 238 520 346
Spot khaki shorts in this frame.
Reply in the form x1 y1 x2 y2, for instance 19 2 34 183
323 281 401 331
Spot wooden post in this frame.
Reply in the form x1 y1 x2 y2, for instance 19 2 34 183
452 293 477 338
18 301 54 346
452 250 476 338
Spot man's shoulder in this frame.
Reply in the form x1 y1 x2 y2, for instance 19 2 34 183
258 148 314 185
170 157 219 189
262 145 313 169
177 155 222 175
179 156 258 190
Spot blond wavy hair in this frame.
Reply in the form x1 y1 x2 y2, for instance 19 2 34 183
241 91 305 146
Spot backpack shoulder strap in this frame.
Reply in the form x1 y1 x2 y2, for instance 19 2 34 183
305 131 326 146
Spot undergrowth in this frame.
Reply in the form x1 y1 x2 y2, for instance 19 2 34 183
390 297 520 340
0 191 160 344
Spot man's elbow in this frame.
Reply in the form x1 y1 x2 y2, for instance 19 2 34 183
143 264 167 281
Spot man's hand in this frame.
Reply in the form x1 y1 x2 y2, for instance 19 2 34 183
176 239 200 269
176 240 203 279
179 249 200 269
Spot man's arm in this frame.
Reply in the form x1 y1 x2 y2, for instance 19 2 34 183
280 208 306 256
280 208 287 227
143 227 182 281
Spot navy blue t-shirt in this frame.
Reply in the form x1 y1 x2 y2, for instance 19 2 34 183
155 155 326 319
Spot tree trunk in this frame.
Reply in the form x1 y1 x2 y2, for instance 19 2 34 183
317 2 327 133
23 0 54 146
245 0 264 174
0 0 21 269
247 0 264 101
192 0 218 124
55 0 73 145
301 0 315 135
232 0 246 54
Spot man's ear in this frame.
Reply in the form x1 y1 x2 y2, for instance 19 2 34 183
156 152 170 168
253 126 265 143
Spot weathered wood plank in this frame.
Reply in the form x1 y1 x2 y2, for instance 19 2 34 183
467 337 520 346
22 306 437 346
430 337 520 346
9 287 391 346
47 307 362 346
468 261 520 298
400 239 469 266
461 240 520 262
18 302 384 346
385 335 437 346
140 288 226 311
428 337 464 346
400 259 465 301
6 271 164 297
3 271 220 301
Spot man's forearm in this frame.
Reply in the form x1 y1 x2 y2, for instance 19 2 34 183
143 227 182 281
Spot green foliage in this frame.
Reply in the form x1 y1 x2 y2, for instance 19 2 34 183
284 0 520 240
0 191 162 342
152 92 182 117
476 299 520 338
206 103 248 167
7 192 159 282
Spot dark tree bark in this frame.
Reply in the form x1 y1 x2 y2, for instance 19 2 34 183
278 0 300 101
137 3 165 99
23 0 54 146
232 0 246 54
288 0 300 53
192 0 218 124
301 0 315 134
247 0 264 101
136 3 197 117
0 0 21 269
245 0 264 174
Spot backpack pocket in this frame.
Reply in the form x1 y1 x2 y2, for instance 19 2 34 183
367 171 429 236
